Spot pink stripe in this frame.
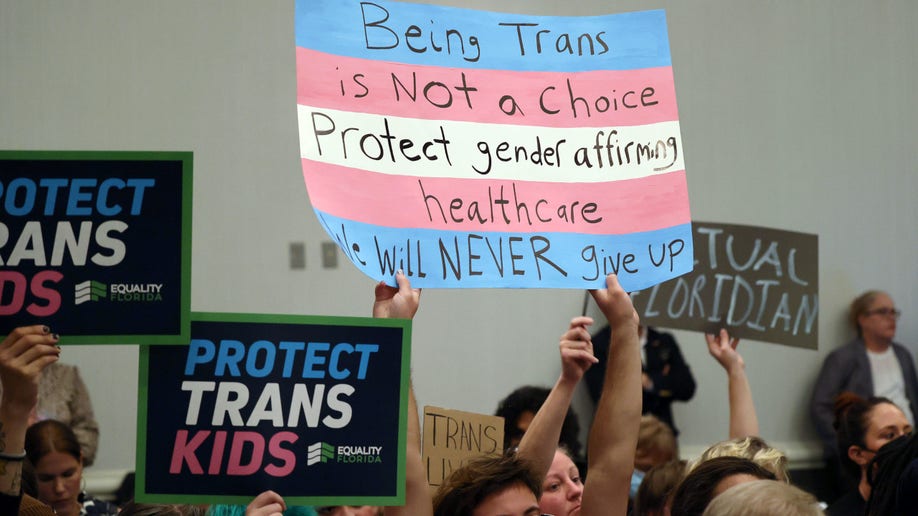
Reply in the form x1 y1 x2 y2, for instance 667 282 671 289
302 159 690 235
297 47 678 128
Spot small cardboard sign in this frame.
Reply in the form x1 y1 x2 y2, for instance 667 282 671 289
137 313 411 506
422 406 504 492
0 150 192 344
631 221 818 349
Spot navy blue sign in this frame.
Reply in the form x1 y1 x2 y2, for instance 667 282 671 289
0 151 192 344
137 313 411 506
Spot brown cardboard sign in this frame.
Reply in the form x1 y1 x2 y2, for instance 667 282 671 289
631 221 818 349
422 406 504 491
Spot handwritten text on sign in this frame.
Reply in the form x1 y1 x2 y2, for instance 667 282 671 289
422 406 503 491
631 222 818 349
296 0 693 290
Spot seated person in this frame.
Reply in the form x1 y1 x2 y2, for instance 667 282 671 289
432 454 542 516
669 456 776 516
693 436 788 483
585 324 695 435
811 290 918 493
494 385 583 461
0 325 61 516
827 392 910 515
633 460 686 516
702 479 822 516
632 415 678 499
25 419 117 516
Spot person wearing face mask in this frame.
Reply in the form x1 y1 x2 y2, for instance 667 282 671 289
810 290 918 499
826 392 912 515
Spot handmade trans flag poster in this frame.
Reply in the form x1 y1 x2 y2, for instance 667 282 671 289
296 0 692 290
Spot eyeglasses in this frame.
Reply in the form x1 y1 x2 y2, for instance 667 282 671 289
866 308 902 319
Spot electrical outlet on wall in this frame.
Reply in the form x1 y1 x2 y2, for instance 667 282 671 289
289 242 306 269
321 241 338 268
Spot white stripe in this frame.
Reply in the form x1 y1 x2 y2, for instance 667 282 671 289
297 105 684 183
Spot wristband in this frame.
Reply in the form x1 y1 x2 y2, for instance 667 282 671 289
0 450 27 461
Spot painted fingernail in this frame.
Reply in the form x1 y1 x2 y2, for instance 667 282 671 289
42 326 51 334
51 334 60 341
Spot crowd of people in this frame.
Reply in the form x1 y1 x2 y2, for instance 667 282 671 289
1 277 916 515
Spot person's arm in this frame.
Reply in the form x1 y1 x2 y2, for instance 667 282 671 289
581 275 641 516
516 316 597 481
374 272 431 516
705 329 758 439
0 326 61 500
645 332 696 402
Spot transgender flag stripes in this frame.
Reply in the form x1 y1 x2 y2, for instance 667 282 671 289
295 0 693 289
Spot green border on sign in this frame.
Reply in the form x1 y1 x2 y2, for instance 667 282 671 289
0 150 193 345
135 311 412 507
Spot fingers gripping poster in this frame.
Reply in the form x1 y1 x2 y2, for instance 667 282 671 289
296 0 693 290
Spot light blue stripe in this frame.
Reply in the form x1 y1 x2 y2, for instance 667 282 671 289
296 0 671 72
314 210 693 290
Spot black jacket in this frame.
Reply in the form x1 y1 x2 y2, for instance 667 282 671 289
585 326 696 434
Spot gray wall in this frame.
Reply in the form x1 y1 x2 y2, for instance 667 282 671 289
2 0 916 492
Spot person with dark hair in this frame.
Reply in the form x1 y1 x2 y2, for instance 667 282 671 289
811 290 918 482
494 385 582 459
633 459 686 516
669 456 776 516
864 432 918 515
432 454 542 516
585 325 695 435
25 419 117 516
827 392 910 515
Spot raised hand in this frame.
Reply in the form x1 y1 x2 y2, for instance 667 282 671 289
705 328 744 373
0 325 61 411
372 270 421 320
559 316 598 384
245 490 286 516
588 274 639 331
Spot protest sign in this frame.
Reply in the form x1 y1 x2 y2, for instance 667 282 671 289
631 221 818 349
422 406 503 491
296 0 693 290
0 151 192 344
137 313 411 506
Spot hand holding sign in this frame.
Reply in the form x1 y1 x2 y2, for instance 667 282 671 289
373 270 422 320
589 274 639 333
559 316 598 385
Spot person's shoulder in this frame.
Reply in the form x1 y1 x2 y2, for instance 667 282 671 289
80 493 119 516
826 339 864 359
19 494 56 516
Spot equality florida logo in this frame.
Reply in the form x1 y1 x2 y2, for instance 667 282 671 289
74 280 164 305
307 442 383 466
